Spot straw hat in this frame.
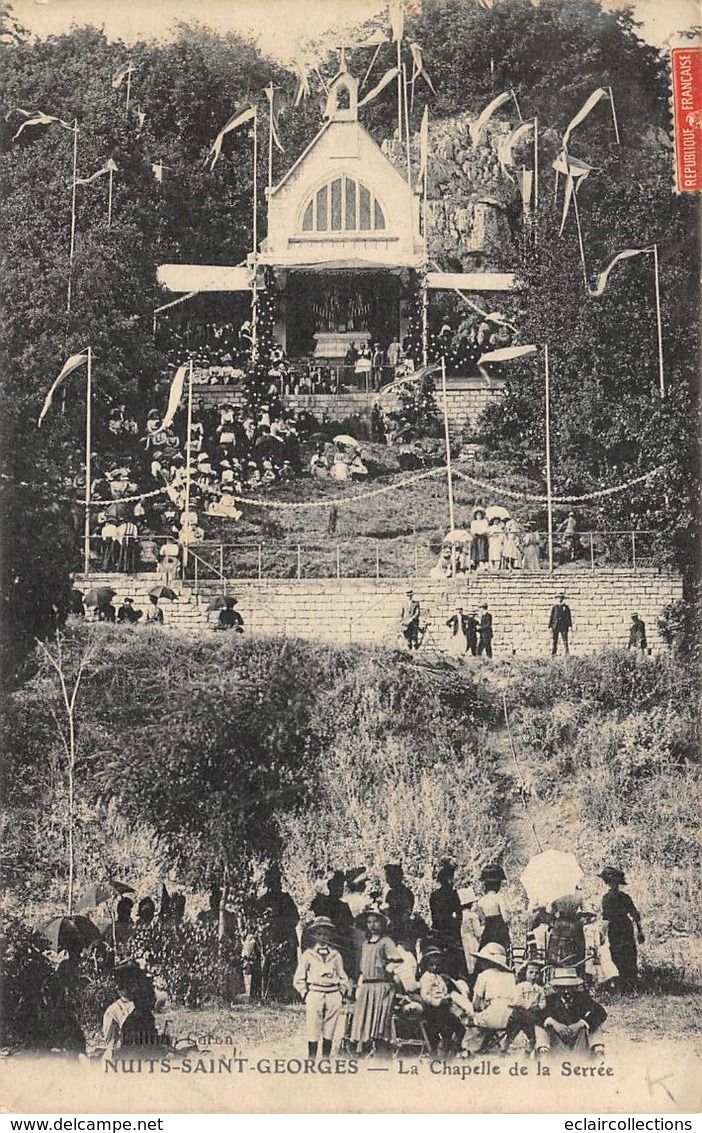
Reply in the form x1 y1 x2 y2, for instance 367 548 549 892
457 886 477 907
550 967 583 988
307 917 336 940
470 943 512 971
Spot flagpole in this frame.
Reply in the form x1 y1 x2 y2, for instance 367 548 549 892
396 34 403 145
402 62 412 188
652 244 665 398
533 116 539 245
510 88 523 123
607 86 620 145
544 343 554 574
441 356 455 529
107 165 114 229
571 181 589 293
267 85 274 193
422 155 429 367
183 359 193 570
251 107 259 363
67 120 79 313
83 346 92 575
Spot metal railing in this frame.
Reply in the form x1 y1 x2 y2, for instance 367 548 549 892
84 530 662 586
84 530 662 587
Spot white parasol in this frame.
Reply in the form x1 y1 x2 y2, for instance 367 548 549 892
486 505 511 521
333 434 360 448
443 528 471 544
520 851 583 908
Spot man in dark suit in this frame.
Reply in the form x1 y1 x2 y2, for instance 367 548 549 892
400 589 422 651
549 593 573 655
477 603 493 658
446 608 478 656
628 612 647 654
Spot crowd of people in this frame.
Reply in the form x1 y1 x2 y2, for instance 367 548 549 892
35 860 642 1061
89 396 326 573
429 507 545 577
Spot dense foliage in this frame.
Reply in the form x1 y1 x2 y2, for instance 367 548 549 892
1 0 699 661
2 627 495 913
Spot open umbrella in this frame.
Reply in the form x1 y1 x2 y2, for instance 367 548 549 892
38 915 101 953
485 505 511 521
75 879 135 912
84 586 116 607
148 585 178 601
443 528 471 544
206 595 237 611
333 434 360 448
520 851 583 908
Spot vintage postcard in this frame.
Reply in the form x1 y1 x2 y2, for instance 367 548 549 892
0 0 700 1116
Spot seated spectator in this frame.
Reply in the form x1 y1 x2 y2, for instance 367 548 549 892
466 943 516 1040
540 968 606 1057
96 597 116 623
503 959 547 1052
145 595 164 625
310 445 330 480
117 597 143 624
215 597 244 633
418 948 466 1054
349 452 369 479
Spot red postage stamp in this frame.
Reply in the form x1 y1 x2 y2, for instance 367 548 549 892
671 46 702 192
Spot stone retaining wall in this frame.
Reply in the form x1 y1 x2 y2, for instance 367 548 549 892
77 571 682 658
192 380 505 434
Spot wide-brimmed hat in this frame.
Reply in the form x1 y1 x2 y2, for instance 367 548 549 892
457 886 477 906
479 864 506 883
471 943 511 971
307 916 336 938
550 967 583 988
345 867 368 886
364 906 390 928
598 867 627 886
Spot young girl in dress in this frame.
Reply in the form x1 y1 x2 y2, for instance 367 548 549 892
350 909 403 1054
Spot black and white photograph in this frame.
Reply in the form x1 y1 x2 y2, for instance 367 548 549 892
0 0 700 1116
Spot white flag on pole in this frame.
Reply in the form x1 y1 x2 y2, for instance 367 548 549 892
390 3 404 42
553 150 592 235
264 85 285 152
589 248 649 297
162 364 188 429
8 108 73 140
497 120 534 179
206 106 256 170
409 43 435 93
479 344 537 363
75 158 118 185
38 352 88 426
418 105 429 182
470 91 512 147
357 66 400 108
112 62 132 89
562 87 610 148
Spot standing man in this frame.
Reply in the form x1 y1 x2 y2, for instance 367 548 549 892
400 589 422 651
386 337 403 376
477 602 493 658
628 613 647 655
549 593 573 656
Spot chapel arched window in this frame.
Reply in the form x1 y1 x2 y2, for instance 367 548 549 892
299 175 386 233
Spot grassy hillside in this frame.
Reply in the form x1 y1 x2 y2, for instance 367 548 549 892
2 629 699 982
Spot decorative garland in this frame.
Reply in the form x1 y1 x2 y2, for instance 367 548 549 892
73 463 666 510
